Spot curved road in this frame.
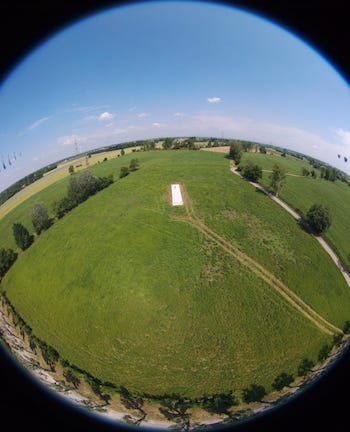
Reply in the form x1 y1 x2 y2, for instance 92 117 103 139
230 163 350 288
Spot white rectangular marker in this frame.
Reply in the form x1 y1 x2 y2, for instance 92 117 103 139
171 184 183 206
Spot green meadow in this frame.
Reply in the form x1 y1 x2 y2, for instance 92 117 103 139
240 151 350 273
1 150 349 398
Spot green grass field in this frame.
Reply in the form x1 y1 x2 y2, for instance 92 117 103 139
240 151 350 273
2 150 349 398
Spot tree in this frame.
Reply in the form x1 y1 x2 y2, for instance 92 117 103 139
119 166 129 178
318 344 331 362
52 196 73 219
185 138 195 150
343 320 350 334
333 333 343 347
0 248 17 278
229 140 243 164
242 161 262 182
306 204 332 234
301 167 310 176
201 391 238 415
120 148 125 156
269 164 286 197
297 358 315 377
68 165 74 174
259 145 267 154
324 167 337 182
242 384 266 403
63 369 80 389
67 170 100 206
272 372 294 391
241 141 253 152
163 137 173 150
159 394 191 431
120 386 147 426
31 202 50 235
129 158 139 172
12 223 33 250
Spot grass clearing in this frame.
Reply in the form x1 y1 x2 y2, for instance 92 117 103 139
1 150 348 398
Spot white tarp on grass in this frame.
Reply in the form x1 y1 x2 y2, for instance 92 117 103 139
171 184 183 206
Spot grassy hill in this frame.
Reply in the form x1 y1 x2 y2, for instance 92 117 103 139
2 150 349 398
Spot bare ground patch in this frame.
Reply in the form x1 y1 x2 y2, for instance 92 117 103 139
200 146 230 153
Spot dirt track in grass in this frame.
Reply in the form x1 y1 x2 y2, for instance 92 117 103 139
175 184 341 337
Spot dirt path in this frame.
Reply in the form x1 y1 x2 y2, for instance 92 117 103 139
231 163 350 288
177 184 341 336
262 169 301 178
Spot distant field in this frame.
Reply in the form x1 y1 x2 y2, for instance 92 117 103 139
0 152 136 250
240 151 350 272
0 147 138 222
2 150 349 398
240 150 314 176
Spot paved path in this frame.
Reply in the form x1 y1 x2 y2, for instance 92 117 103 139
230 163 350 289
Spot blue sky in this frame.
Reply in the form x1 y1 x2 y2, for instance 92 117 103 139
0 0 350 191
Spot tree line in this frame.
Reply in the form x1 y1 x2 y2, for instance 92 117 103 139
0 169 114 280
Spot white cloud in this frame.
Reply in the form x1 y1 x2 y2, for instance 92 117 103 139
99 111 115 121
57 134 86 147
128 106 137 111
137 112 148 118
207 97 221 104
69 104 108 113
173 112 186 118
28 116 50 130
334 128 350 147
152 122 161 128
